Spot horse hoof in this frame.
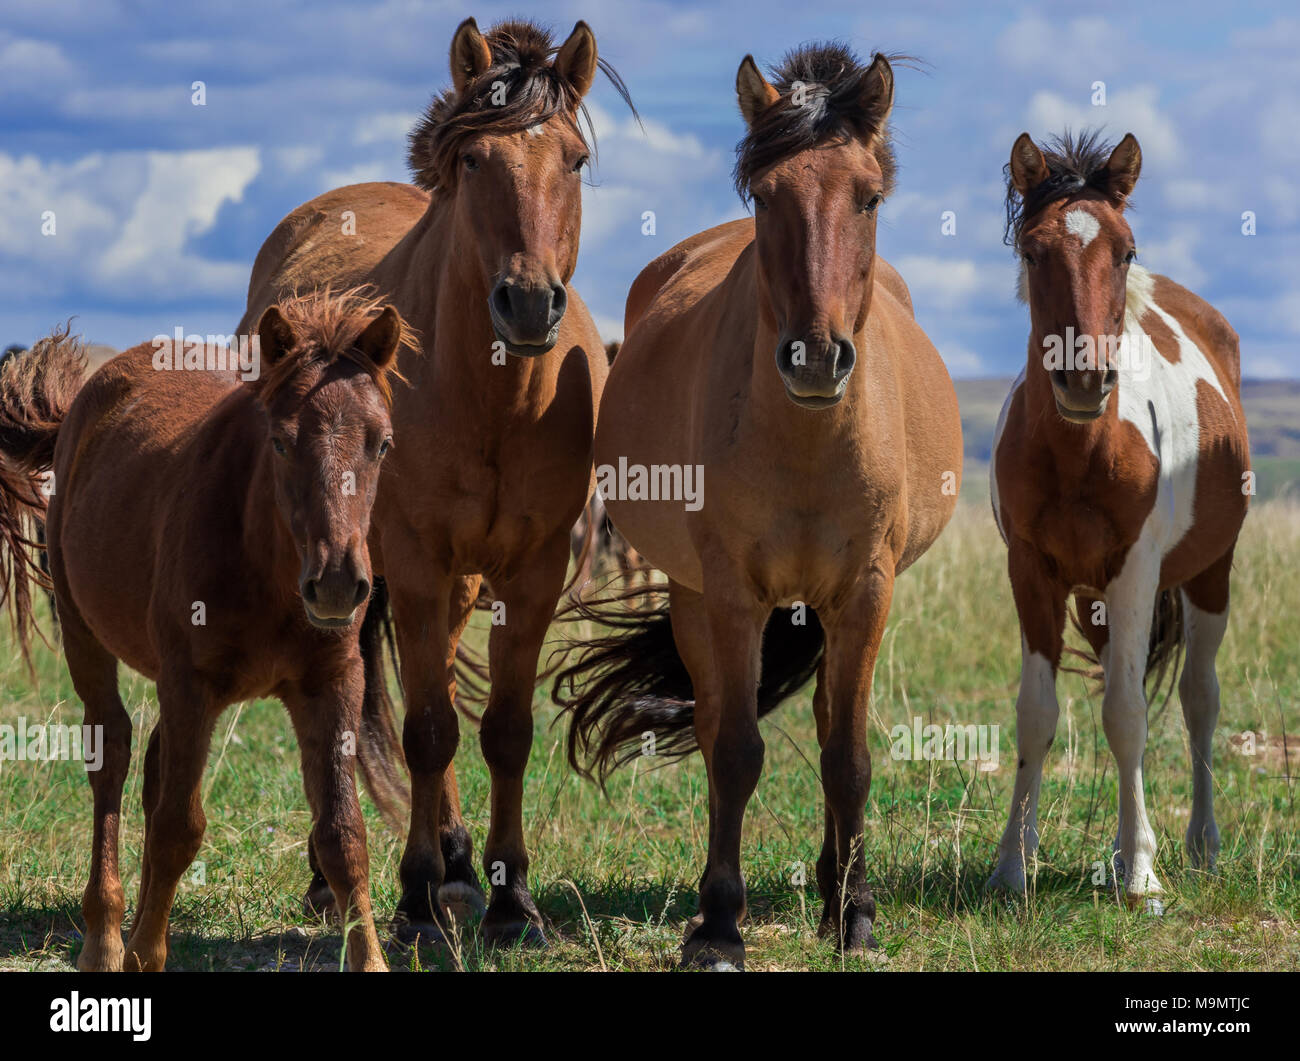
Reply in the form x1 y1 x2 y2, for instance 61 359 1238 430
302 884 339 922
482 919 547 950
390 918 447 947
681 932 746 971
439 881 487 922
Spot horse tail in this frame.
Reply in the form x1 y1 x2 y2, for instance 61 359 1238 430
551 582 824 788
0 326 85 663
356 576 410 830
1065 588 1185 717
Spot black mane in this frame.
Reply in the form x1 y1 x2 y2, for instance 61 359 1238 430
733 42 902 202
1003 128 1121 248
408 19 636 193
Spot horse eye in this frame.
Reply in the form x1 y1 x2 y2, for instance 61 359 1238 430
572 155 589 173
377 438 392 458
862 194 883 214
751 194 766 211
271 437 288 457
1124 248 1137 264
462 154 479 172
1022 252 1036 267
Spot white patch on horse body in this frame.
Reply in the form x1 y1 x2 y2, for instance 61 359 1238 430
1064 207 1101 247
526 124 545 138
1115 264 1231 557
990 366 1025 543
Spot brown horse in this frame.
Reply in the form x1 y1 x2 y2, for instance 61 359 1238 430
238 18 633 944
0 292 406 971
553 44 963 968
988 131 1250 908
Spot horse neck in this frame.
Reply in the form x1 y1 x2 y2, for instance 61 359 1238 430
390 199 556 417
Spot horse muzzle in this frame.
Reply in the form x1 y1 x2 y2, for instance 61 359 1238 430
489 278 567 356
775 335 856 409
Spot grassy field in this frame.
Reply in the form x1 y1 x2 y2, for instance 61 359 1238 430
1 500 1297 972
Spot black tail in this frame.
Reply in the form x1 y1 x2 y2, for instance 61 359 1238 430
0 327 85 665
551 583 824 787
356 577 409 830
1066 587 1185 714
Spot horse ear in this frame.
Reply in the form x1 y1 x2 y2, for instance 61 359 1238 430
1100 133 1142 206
355 306 403 370
256 306 294 366
1009 132 1050 195
555 21 598 101
856 53 894 139
736 56 779 127
449 17 492 96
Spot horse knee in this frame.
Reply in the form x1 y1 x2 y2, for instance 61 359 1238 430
402 700 458 775
712 724 764 798
820 742 870 813
479 700 534 774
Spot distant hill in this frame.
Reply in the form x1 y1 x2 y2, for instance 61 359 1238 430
955 378 1300 502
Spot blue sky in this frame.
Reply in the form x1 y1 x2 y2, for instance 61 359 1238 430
2 0 1297 378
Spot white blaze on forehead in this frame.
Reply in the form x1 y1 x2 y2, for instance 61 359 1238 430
1064 208 1101 248
526 124 545 138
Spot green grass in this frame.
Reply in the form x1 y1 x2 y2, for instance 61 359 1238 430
1 501 1297 971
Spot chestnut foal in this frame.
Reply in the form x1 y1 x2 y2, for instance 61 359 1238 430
989 131 1250 908
0 291 408 970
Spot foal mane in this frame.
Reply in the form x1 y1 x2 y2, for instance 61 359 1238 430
252 287 416 408
1003 128 1126 248
733 42 906 202
407 19 637 193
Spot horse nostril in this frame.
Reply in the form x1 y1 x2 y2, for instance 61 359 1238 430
352 578 370 609
302 579 319 606
549 282 567 326
775 339 796 374
491 281 513 320
1050 368 1069 390
833 339 857 380
1102 366 1118 390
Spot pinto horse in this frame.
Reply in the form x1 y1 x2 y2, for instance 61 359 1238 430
553 45 962 968
238 18 633 944
988 131 1250 907
0 293 406 971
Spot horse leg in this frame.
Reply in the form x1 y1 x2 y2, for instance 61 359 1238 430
1179 546 1233 872
810 657 836 931
1100 541 1163 906
388 565 458 943
61 606 132 972
816 567 893 952
664 581 716 935
284 672 386 971
681 555 766 970
478 534 569 946
438 574 487 919
135 724 161 925
123 678 218 971
989 545 1067 893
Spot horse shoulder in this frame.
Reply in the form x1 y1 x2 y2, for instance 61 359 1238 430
1149 273 1242 394
624 219 754 334
873 257 915 317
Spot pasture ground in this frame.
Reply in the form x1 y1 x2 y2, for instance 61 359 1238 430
1 500 1296 971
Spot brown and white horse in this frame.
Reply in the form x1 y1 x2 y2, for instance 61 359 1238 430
554 45 962 968
988 131 1250 907
239 18 632 945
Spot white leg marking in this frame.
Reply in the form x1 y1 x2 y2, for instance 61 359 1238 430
989 640 1059 893
1101 536 1163 901
1180 593 1227 870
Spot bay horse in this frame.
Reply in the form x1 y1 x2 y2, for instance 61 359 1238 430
553 45 962 968
238 17 633 945
988 130 1250 908
0 291 407 971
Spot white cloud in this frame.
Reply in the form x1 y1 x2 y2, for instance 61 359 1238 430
1024 86 1182 168
0 146 260 300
